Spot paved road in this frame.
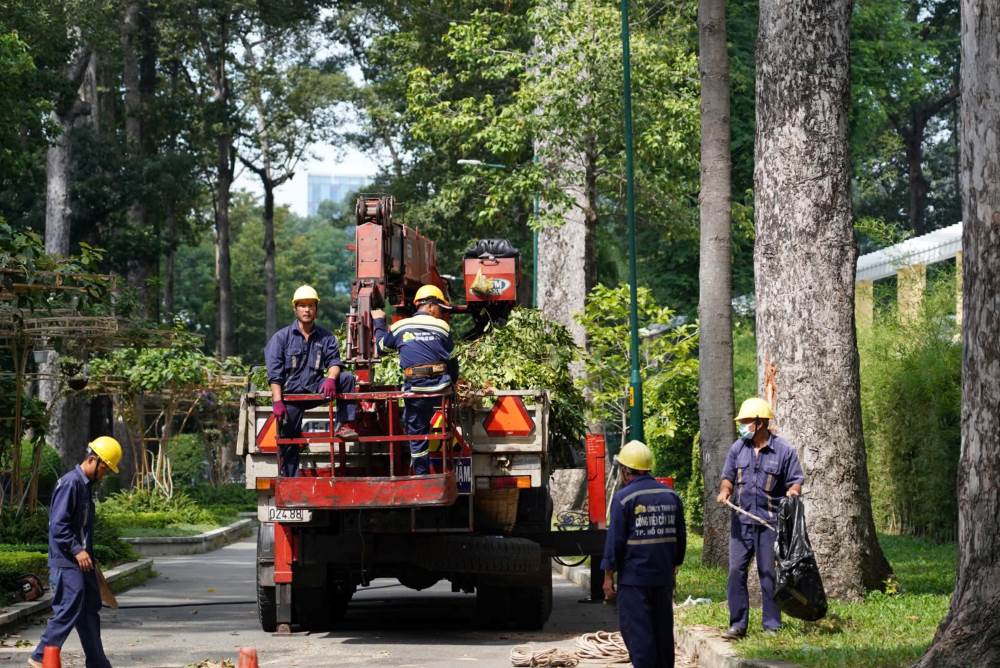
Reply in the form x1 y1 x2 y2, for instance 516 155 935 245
0 535 624 668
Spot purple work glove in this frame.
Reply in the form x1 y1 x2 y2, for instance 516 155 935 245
320 377 338 400
272 400 287 422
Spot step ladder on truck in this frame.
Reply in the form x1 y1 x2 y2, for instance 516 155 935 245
237 194 608 633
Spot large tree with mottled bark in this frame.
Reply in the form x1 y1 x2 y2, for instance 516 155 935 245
754 0 891 598
696 0 735 568
916 2 1000 665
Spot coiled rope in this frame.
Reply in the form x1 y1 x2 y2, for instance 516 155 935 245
511 630 630 667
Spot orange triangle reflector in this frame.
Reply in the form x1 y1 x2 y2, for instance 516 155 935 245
430 410 446 429
483 396 535 437
256 415 278 452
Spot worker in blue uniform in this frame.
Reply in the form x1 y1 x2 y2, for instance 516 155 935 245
264 284 358 477
602 440 686 668
371 284 455 475
29 437 122 668
716 397 804 639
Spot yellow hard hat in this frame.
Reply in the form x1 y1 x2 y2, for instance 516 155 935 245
414 284 451 307
735 397 775 422
88 436 122 473
616 440 653 471
291 285 320 307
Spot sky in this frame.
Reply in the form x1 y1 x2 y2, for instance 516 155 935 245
233 142 379 217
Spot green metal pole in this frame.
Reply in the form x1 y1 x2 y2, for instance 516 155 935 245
620 0 644 442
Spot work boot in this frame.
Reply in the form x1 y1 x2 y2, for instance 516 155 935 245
721 627 746 640
335 422 359 439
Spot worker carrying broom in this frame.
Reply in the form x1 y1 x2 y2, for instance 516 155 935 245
602 440 686 668
29 437 122 668
716 397 804 639
371 284 455 475
264 284 359 477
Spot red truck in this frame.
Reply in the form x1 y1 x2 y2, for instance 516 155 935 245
238 195 606 633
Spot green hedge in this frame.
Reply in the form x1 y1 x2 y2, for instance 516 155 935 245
859 276 961 542
0 551 49 594
98 488 216 527
0 509 136 564
169 434 210 486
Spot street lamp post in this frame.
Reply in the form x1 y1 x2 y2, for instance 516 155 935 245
457 159 540 308
620 0 644 442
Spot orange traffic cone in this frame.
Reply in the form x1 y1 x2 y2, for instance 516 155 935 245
41 646 61 668
237 648 259 668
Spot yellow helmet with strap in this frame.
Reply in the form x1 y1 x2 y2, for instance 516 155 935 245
291 285 320 307
413 284 451 307
735 397 775 422
88 436 122 473
616 440 653 471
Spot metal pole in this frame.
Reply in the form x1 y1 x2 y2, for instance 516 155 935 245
533 155 540 308
620 0 644 441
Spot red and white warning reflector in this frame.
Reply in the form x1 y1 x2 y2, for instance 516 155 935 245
430 410 446 429
256 415 278 452
482 396 535 437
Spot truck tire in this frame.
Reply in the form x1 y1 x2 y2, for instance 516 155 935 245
432 536 540 575
510 571 553 630
474 585 509 628
256 525 276 633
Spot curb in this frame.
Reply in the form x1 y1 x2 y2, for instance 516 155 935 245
122 518 254 557
552 560 800 668
0 558 154 633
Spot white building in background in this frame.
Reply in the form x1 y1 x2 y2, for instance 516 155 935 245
307 174 370 216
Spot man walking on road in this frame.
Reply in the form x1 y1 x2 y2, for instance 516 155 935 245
371 284 455 475
716 397 804 639
29 437 122 668
601 440 686 668
264 284 359 477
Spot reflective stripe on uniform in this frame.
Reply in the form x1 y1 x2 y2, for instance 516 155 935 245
619 487 675 505
626 537 677 545
411 449 430 458
409 380 452 392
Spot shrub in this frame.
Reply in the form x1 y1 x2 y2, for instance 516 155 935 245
859 275 960 541
685 433 704 532
97 487 215 527
182 483 255 511
0 507 136 564
0 551 49 594
169 434 210 486
732 319 758 404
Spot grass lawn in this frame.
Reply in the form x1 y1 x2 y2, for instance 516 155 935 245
674 534 956 668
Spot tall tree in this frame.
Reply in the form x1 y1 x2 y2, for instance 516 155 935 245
696 0 734 567
236 24 347 337
754 0 891 598
916 3 1000 665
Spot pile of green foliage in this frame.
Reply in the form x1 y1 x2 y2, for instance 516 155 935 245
98 488 217 529
577 285 699 486
859 273 961 541
455 308 587 462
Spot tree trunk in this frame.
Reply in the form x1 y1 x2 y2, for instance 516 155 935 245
902 114 929 236
754 0 891 599
163 211 176 316
916 4 1000 665
263 179 278 338
216 136 235 358
697 0 735 568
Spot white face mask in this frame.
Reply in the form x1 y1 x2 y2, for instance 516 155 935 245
737 422 755 439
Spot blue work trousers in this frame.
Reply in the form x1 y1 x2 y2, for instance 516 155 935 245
32 567 111 667
279 372 357 477
403 395 439 475
618 584 674 668
727 521 781 631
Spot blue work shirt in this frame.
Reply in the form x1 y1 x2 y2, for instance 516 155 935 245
601 474 686 587
48 466 95 570
722 433 805 524
264 321 344 393
373 314 455 392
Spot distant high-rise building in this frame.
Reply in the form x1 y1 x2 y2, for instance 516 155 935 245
307 174 370 216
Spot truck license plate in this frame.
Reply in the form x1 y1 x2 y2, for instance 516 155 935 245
260 506 312 523
456 457 472 494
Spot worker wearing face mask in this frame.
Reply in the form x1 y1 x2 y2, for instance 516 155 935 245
715 397 804 639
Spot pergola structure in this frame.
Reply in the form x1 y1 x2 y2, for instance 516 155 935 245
854 222 963 328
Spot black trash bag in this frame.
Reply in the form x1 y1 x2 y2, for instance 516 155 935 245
773 496 827 621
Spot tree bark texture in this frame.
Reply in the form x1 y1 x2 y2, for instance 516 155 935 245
696 0 735 568
754 0 891 599
916 3 1000 665
210 14 236 358
263 181 278 339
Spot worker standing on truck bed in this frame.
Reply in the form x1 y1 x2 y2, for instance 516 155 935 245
602 440 685 668
29 437 122 668
371 284 455 475
264 284 359 477
716 397 803 639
